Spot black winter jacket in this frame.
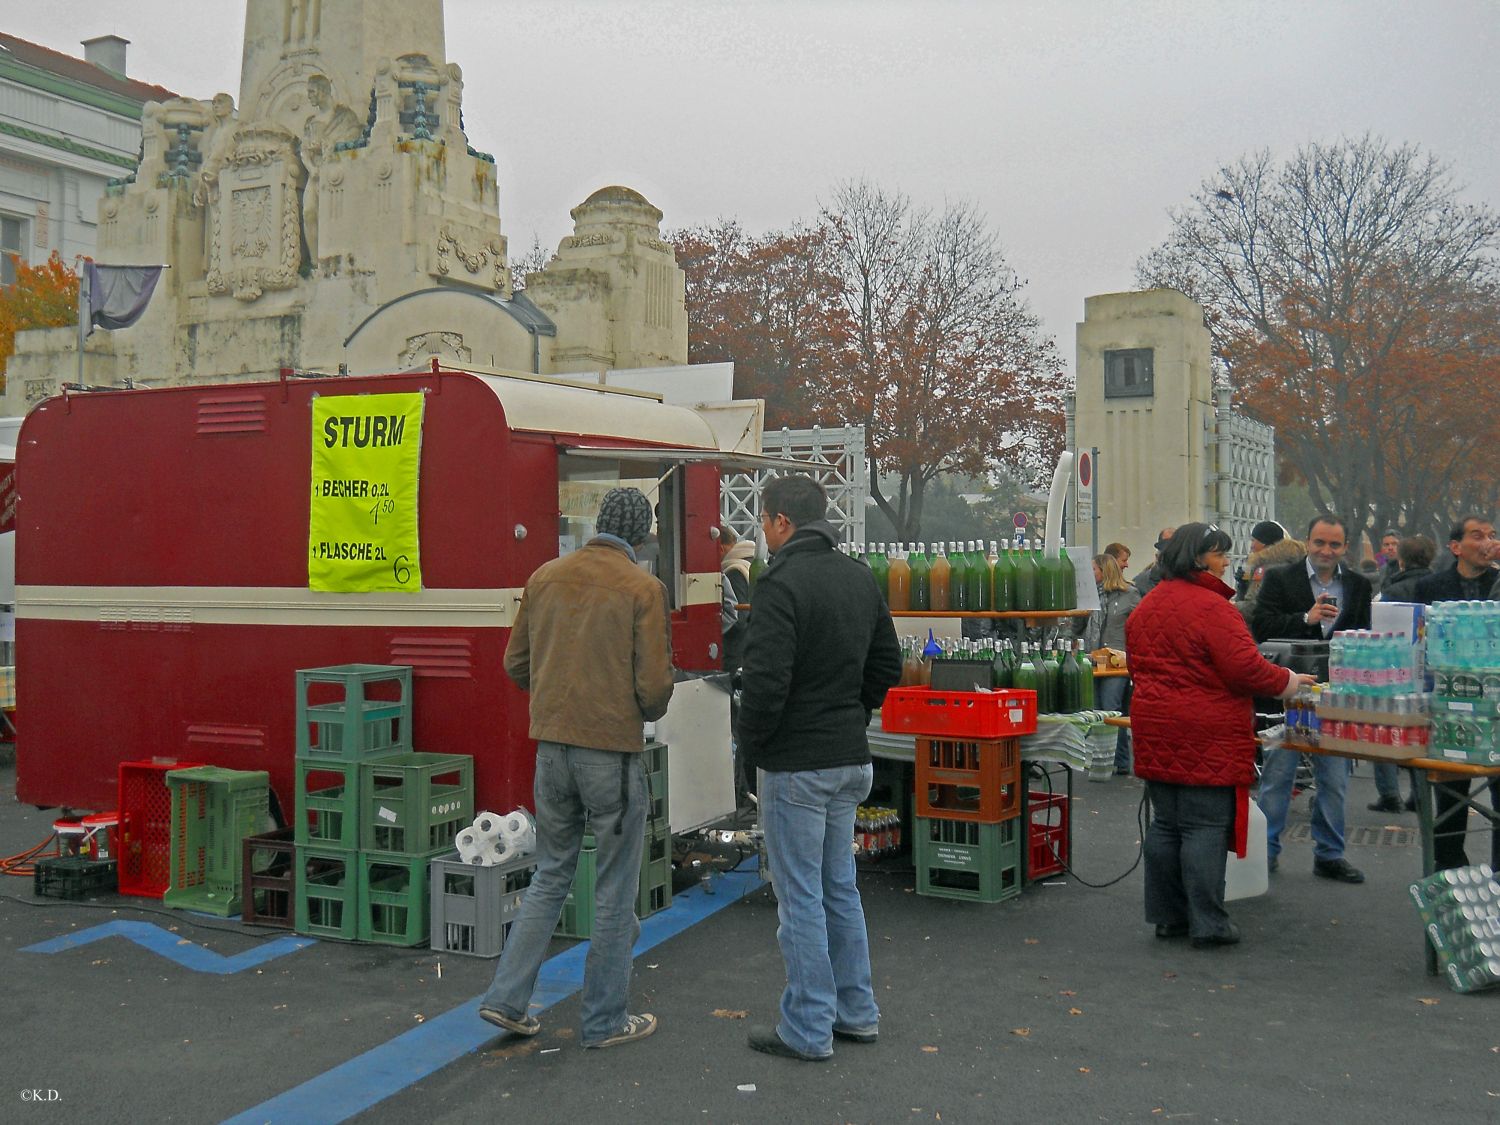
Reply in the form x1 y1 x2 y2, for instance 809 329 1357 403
1379 566 1432 604
1413 565 1500 604
736 521 902 773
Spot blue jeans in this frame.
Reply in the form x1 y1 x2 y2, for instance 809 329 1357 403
1143 781 1235 939
1373 761 1414 803
1094 675 1132 771
480 742 647 1045
758 763 878 1058
1257 745 1349 862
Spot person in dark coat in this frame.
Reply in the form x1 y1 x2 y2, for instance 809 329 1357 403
1414 515 1500 869
1251 513 1372 884
737 475 902 1061
1377 535 1436 606
1128 523 1311 947
1133 526 1176 596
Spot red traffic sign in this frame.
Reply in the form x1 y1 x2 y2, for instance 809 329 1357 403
1013 511 1028 529
1078 451 1092 487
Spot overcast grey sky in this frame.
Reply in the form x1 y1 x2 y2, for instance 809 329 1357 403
10 1 1498 372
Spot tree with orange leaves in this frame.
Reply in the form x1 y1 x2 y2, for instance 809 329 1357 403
0 251 79 390
1139 136 1500 542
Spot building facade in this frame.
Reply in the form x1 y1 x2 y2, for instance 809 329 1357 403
0 33 175 284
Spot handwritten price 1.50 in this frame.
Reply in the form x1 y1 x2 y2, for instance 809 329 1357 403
369 498 396 525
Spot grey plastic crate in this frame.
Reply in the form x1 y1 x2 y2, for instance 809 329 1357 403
428 850 535 958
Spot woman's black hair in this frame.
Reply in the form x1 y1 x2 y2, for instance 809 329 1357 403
1158 522 1234 579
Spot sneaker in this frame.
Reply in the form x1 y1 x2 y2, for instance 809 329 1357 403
1367 796 1403 813
747 1025 831 1061
1313 858 1366 884
832 1023 878 1044
583 1013 657 1049
478 1007 541 1037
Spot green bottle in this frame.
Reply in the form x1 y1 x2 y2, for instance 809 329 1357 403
1058 640 1084 714
1038 645 1060 714
968 541 992 612
991 538 1016 612
1012 642 1039 699
990 638 1011 689
1073 639 1095 710
1013 538 1039 612
867 542 889 605
1036 545 1064 612
949 541 971 612
1058 539 1077 611
909 542 931 611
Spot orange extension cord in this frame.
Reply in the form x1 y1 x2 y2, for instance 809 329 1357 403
0 834 63 878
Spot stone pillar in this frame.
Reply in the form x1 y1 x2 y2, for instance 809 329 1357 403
1070 289 1215 567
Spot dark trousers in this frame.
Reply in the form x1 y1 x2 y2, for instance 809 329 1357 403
1432 778 1500 870
1144 781 1235 939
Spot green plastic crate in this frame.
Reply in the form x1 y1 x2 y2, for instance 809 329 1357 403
645 757 669 826
913 815 1021 903
359 849 442 946
294 758 362 850
359 752 473 854
557 823 672 939
164 766 273 916
294 845 358 940
296 664 413 761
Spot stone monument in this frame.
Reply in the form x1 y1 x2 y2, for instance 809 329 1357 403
3 0 689 411
1066 288 1275 565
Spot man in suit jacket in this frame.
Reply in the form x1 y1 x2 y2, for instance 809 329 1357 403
1252 513 1373 885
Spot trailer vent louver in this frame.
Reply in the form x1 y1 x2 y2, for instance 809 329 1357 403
185 724 269 752
196 395 269 435
389 637 474 679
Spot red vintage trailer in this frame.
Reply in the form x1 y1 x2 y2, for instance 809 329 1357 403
14 366 737 821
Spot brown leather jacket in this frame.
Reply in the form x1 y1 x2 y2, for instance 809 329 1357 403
504 537 675 753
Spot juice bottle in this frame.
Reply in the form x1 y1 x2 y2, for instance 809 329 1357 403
1013 642 1039 699
992 538 1016 612
929 543 951 612
1036 545 1063 612
1013 538 1039 612
887 546 911 612
1058 540 1077 611
1038 645 1060 714
949 541 971 612
1059 639 1083 713
909 543 931 611
867 543 889 605
1074 639 1095 710
966 541 991 612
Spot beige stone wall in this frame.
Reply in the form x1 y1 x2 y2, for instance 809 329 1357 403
1070 289 1215 568
2 1 688 413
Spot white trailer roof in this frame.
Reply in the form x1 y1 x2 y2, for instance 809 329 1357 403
472 372 718 449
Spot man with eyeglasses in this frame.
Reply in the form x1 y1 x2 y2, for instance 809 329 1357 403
1252 513 1373 884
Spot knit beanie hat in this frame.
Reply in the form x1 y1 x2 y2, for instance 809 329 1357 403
1250 520 1285 547
596 487 653 546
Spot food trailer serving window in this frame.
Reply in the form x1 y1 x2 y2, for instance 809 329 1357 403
559 445 822 611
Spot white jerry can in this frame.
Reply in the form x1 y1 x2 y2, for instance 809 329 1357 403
1224 799 1269 901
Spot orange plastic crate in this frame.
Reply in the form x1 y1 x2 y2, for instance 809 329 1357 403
881 688 1037 738
914 737 1021 823
1025 790 1070 880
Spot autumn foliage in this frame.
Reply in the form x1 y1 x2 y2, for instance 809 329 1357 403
0 252 79 386
672 183 1064 541
1140 137 1500 540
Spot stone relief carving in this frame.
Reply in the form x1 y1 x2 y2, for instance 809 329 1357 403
435 227 504 278
399 331 470 367
205 125 304 302
24 379 54 405
563 233 616 249
640 236 672 254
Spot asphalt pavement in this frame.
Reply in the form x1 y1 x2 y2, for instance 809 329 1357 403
3 760 1497 1125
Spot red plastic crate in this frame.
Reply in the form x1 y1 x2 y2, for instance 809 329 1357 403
914 737 1021 823
881 688 1038 738
1026 790 1070 880
118 759 202 898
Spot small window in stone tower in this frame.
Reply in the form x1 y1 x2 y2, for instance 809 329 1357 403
0 216 25 287
1104 348 1154 398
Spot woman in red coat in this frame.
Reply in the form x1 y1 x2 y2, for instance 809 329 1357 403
1125 523 1314 948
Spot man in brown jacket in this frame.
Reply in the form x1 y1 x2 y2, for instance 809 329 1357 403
479 487 674 1050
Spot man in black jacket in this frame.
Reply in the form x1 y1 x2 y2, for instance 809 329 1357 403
737 475 901 1062
1252 513 1372 884
1414 515 1500 869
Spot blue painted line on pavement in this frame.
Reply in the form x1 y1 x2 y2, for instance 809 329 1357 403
22 920 315 974
221 869 765 1125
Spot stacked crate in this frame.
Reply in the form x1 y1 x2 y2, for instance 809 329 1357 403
292 664 473 945
163 766 274 916
557 741 672 938
882 687 1038 904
